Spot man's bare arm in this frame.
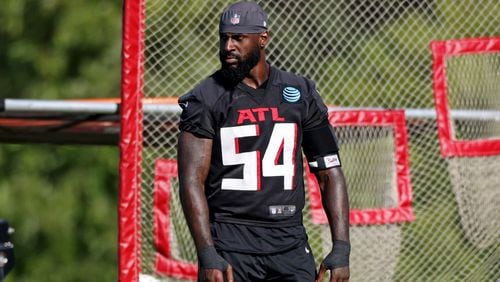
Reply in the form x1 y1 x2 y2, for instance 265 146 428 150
314 167 350 282
177 131 214 250
177 131 233 282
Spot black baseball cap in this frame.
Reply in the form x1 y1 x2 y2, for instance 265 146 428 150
219 1 268 34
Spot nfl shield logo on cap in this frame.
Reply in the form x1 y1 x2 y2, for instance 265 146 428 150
230 14 240 25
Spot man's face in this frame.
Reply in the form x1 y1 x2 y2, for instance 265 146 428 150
219 33 261 85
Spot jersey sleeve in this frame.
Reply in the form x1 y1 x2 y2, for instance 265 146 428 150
301 80 341 168
178 89 215 138
302 80 329 131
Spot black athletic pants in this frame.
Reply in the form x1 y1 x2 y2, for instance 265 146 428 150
198 242 316 282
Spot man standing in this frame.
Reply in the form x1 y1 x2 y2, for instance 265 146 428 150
177 2 350 281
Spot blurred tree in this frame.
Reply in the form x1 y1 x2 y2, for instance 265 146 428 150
0 0 122 281
0 0 122 99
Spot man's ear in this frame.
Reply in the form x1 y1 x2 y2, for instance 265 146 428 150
259 31 269 48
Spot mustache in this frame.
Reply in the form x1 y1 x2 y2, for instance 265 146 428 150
220 50 241 60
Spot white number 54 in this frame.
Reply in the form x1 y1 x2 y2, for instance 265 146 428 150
220 123 297 191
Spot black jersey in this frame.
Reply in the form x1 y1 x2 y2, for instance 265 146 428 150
179 66 329 227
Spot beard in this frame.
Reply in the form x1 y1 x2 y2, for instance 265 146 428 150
218 45 261 87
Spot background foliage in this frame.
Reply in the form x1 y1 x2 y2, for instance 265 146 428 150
0 0 122 281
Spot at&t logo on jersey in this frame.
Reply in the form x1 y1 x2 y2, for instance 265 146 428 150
282 86 301 103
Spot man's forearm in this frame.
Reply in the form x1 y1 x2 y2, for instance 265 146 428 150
315 167 349 242
179 181 214 250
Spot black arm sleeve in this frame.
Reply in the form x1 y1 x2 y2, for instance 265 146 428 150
302 120 339 160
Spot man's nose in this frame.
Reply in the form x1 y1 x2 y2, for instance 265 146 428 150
223 38 236 51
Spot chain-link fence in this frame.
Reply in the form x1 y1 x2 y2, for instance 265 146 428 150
122 1 500 281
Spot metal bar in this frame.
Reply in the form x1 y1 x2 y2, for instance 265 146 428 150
1 99 181 114
406 108 500 121
3 99 119 114
143 103 180 113
2 99 500 120
331 107 500 121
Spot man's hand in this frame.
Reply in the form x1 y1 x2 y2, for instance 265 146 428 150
202 265 234 282
315 240 350 282
198 246 234 282
316 264 349 282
